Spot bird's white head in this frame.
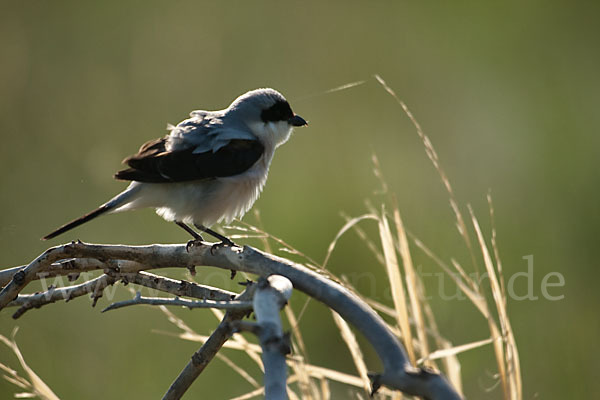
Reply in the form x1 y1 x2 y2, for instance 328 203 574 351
227 88 307 148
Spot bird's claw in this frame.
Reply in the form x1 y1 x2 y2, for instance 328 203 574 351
186 239 204 252
210 239 236 255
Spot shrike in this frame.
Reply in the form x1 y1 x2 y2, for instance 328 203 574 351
43 88 307 247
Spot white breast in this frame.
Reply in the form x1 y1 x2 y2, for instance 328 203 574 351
140 151 273 227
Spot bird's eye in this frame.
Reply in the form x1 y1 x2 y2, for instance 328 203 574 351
261 100 294 123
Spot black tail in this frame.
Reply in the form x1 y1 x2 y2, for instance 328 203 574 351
42 205 111 240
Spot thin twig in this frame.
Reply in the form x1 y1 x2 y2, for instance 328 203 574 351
9 274 116 319
102 293 252 313
121 271 237 301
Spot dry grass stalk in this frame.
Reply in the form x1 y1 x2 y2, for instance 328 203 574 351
0 328 60 400
331 311 372 395
377 207 417 365
392 206 430 364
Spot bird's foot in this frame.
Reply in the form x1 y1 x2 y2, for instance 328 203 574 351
210 238 236 255
186 239 205 252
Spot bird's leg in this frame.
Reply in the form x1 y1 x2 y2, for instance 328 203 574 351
175 221 205 252
194 224 236 247
194 224 237 278
175 221 203 239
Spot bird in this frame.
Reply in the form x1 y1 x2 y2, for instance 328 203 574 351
42 88 307 248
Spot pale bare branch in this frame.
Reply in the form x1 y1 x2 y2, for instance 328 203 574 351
103 292 252 313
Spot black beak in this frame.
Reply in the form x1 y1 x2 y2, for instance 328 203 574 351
289 114 308 127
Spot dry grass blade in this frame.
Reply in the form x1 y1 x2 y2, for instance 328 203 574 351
228 375 301 400
217 352 260 388
0 329 60 400
487 194 522 399
421 299 463 395
322 214 379 268
285 306 315 399
331 311 371 395
253 209 273 253
341 212 386 267
487 193 507 306
433 340 462 396
210 307 226 322
377 207 416 364
288 387 301 400
291 213 379 328
289 354 319 400
469 206 522 400
371 153 389 195
0 361 31 390
393 205 430 363
301 365 396 397
228 386 265 400
362 296 396 319
487 321 508 398
391 392 402 400
285 307 308 359
409 229 479 294
157 305 197 335
449 258 479 294
319 377 330 400
504 330 521 400
319 80 368 95
374 74 478 274
419 337 495 363
295 80 367 101
233 220 320 267
3 376 29 392
411 236 489 317
154 329 263 353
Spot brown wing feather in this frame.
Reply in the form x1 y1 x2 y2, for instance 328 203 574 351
122 137 168 164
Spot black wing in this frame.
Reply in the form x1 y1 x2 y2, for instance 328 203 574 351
114 138 264 183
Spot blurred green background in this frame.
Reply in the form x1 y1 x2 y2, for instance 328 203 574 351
1 1 598 398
